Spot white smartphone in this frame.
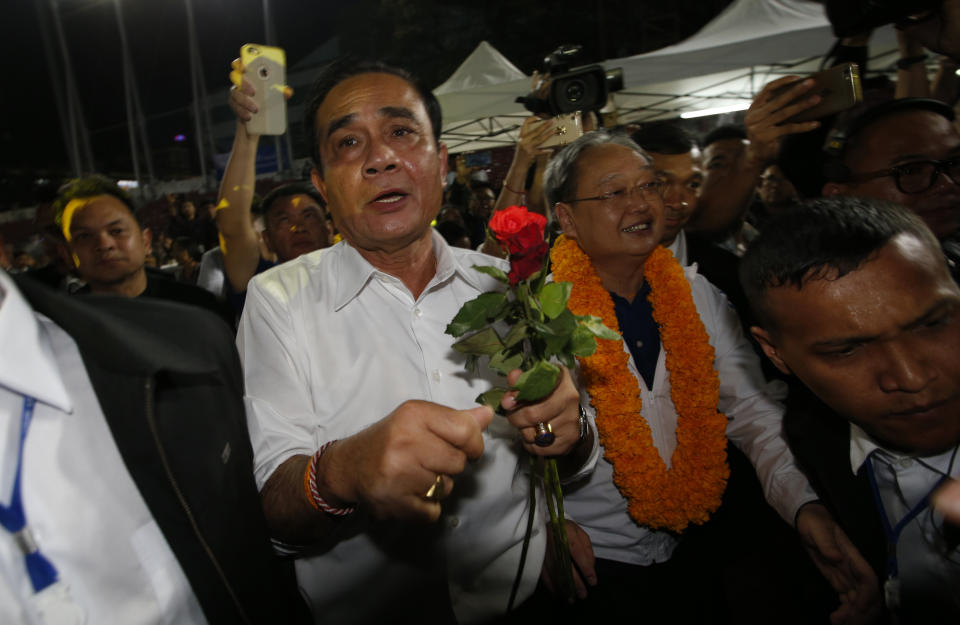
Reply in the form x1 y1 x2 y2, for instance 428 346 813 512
240 44 287 135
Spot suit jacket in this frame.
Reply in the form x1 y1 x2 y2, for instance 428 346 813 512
784 385 889 611
14 276 310 625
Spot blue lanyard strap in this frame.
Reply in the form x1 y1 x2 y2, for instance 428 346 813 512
0 396 58 592
865 456 948 580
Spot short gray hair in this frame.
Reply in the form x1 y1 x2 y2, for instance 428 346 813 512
543 131 650 209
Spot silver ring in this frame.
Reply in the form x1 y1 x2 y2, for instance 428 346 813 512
534 422 555 447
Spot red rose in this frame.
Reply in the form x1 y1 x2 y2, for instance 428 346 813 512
489 205 547 253
508 240 549 285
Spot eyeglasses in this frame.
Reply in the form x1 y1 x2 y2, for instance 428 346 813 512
564 180 664 206
848 157 960 194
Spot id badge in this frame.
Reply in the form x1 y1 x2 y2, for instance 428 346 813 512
33 581 85 625
884 575 901 611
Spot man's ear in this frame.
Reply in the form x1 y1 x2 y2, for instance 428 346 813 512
554 202 579 239
438 142 449 185
311 168 327 205
260 228 276 255
142 227 153 254
750 326 793 376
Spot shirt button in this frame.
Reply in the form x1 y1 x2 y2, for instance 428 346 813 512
414 307 423 318
448 516 460 528
432 369 442 382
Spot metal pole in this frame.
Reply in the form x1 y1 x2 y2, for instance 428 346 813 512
48 0 84 175
184 0 209 184
113 0 143 194
36 0 77 176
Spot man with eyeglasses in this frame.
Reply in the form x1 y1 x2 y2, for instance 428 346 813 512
821 98 960 281
537 131 870 623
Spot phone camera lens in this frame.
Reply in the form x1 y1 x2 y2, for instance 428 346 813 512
247 46 259 55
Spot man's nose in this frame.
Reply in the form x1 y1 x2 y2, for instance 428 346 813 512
878 343 937 394
96 232 115 250
364 138 398 175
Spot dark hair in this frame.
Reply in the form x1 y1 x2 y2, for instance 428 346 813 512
740 196 941 328
261 182 326 220
631 123 698 155
304 58 442 174
701 124 747 149
779 97 956 198
822 97 956 183
53 175 140 230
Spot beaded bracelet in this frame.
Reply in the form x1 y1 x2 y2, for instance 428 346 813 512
303 441 357 517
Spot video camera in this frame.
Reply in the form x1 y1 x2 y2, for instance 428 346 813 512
516 45 623 117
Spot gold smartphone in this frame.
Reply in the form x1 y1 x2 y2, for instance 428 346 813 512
777 63 863 123
240 44 287 135
537 112 584 148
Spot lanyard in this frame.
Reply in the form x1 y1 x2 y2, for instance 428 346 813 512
865 452 953 611
0 396 59 593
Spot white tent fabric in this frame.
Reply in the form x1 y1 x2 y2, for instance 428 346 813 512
434 0 899 154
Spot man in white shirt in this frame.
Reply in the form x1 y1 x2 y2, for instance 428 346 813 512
742 196 960 623
0 271 309 624
236 59 594 624
541 131 877 624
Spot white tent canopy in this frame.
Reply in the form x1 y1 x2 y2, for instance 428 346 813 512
434 0 899 154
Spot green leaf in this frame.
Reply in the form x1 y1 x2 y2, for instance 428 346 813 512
452 327 504 356
547 308 577 337
529 319 557 336
557 351 576 369
539 282 572 319
503 321 528 347
542 311 576 358
472 264 510 284
579 315 621 341
569 325 599 357
527 294 542 316
489 349 524 375
446 293 508 337
464 353 479 375
476 387 509 412
514 359 561 402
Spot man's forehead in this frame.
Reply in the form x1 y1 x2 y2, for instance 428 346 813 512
648 150 703 175
316 72 424 134
849 110 960 163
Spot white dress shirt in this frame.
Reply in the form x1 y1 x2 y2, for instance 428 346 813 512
564 263 817 565
665 229 689 266
850 424 960 618
0 271 207 625
238 231 597 624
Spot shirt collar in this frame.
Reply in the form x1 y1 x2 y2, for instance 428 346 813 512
333 229 484 310
666 230 688 266
0 271 72 412
849 422 960 475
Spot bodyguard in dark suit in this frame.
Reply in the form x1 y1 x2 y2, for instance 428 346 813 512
742 197 960 624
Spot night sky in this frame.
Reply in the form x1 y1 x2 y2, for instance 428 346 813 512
0 0 731 187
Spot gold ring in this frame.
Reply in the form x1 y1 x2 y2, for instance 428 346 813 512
424 475 444 501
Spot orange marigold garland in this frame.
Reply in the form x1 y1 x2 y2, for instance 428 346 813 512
550 234 729 533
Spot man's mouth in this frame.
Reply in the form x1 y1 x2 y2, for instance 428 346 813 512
372 190 408 204
622 222 650 233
